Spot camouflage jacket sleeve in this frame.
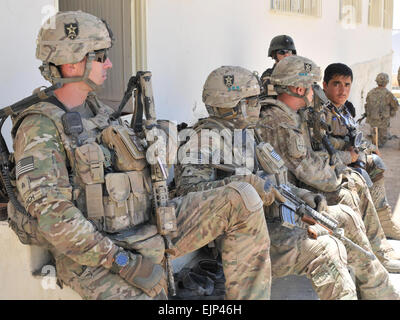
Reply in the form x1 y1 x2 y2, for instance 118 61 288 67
389 90 399 115
258 106 344 192
13 114 118 268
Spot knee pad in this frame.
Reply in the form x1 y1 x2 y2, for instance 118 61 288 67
227 181 263 213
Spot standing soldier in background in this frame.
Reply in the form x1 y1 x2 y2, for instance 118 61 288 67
260 35 296 99
6 10 272 300
364 73 399 147
398 66 400 87
322 64 400 240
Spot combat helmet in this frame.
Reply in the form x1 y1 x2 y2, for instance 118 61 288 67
268 35 297 58
375 73 389 86
36 10 114 89
202 66 261 120
271 55 321 106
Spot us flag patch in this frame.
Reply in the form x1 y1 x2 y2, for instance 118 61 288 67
16 156 34 179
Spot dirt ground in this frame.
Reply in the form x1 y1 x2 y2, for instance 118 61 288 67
358 98 400 218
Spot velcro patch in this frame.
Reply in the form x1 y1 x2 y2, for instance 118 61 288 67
16 156 34 179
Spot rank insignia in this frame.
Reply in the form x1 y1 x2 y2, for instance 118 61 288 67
65 23 79 40
304 63 312 73
224 75 234 88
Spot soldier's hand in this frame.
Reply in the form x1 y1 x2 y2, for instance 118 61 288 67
297 189 327 211
118 252 167 298
348 147 359 163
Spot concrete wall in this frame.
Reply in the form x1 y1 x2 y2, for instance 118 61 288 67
0 222 81 300
146 0 393 123
0 0 58 151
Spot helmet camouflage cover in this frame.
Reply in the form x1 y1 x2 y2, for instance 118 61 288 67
36 10 113 66
271 55 321 88
202 66 260 109
375 73 389 86
268 35 297 57
36 11 114 86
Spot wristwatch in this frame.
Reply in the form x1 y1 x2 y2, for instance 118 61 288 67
111 251 130 274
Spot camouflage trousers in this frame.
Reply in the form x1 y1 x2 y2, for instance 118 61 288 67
268 220 356 300
325 170 396 263
55 183 271 300
369 177 400 240
326 204 399 299
171 183 271 300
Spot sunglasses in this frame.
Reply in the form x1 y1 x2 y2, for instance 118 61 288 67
276 49 292 55
93 48 109 63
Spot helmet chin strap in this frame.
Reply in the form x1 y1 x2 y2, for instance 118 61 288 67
282 86 312 107
42 52 102 91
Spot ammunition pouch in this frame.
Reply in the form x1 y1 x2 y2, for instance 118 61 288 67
103 170 152 233
101 125 147 171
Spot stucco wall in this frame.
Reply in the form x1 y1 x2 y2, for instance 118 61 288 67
146 0 393 123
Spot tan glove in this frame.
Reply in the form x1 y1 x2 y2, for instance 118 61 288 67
117 252 167 298
294 188 328 212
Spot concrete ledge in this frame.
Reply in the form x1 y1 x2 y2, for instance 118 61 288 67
0 221 80 300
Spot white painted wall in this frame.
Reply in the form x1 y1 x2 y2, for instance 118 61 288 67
146 0 393 123
0 0 58 150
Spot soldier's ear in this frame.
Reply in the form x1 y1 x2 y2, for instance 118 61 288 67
323 81 328 91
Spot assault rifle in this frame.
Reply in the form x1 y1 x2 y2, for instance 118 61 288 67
307 84 337 165
310 85 368 170
211 147 375 260
129 71 177 296
325 103 363 150
0 84 62 218
277 184 375 260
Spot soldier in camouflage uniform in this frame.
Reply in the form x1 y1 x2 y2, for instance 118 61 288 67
260 35 296 99
175 66 365 299
257 55 400 275
398 67 400 87
364 73 399 147
8 11 272 300
321 63 400 240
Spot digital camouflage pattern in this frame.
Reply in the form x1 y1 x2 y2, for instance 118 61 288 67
364 86 399 146
270 55 321 89
175 116 358 300
202 65 260 109
11 96 271 300
258 99 400 271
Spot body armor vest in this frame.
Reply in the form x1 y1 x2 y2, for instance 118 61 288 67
9 101 163 260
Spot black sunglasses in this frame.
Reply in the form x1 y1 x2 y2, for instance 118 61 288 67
93 48 109 63
276 49 292 55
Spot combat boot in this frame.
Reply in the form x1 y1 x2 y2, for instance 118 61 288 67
377 206 400 240
380 259 400 274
